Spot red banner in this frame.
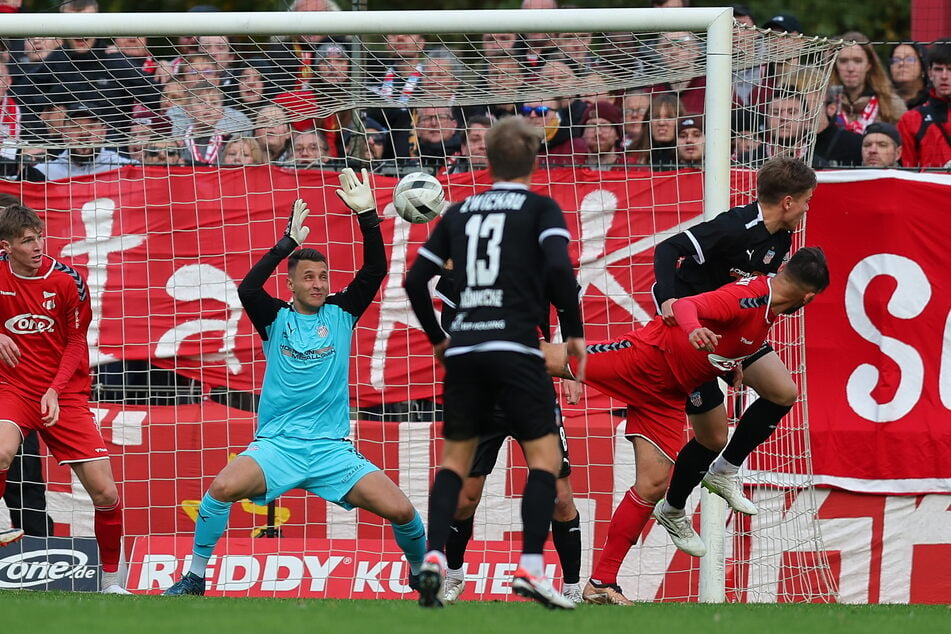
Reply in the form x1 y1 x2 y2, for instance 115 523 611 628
804 171 951 494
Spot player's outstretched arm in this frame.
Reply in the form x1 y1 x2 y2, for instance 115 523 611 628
329 168 387 320
238 198 311 338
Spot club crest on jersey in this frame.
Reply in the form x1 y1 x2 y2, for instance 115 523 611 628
763 248 776 265
317 325 329 338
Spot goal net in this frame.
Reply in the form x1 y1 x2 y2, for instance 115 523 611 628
0 8 843 601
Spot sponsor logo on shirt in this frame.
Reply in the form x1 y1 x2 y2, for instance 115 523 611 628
279 344 334 361
0 290 15 296
4 313 55 335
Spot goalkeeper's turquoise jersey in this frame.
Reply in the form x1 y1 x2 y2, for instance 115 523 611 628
237 223 386 441
256 303 358 440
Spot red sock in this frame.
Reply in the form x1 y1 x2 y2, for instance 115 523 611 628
0 469 7 499
94 499 123 573
590 488 655 586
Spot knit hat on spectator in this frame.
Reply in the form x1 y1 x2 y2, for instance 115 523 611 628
582 100 624 142
678 115 703 134
315 43 349 63
864 122 901 147
762 14 803 34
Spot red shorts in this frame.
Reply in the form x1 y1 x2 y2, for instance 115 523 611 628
0 386 109 465
572 338 689 461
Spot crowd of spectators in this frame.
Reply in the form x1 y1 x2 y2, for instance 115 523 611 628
0 0 948 184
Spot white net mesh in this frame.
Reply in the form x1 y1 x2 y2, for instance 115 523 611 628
0 13 844 601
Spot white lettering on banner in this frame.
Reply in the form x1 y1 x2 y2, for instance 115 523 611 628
60 198 145 366
136 554 179 590
154 264 243 374
354 560 388 592
303 556 345 591
0 549 97 588
260 555 304 592
844 254 930 422
217 555 260 591
879 494 951 603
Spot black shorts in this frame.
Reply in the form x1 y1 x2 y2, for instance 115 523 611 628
443 351 558 444
684 342 774 415
469 404 572 479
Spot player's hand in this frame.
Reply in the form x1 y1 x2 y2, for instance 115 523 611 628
688 327 720 352
660 298 678 326
335 167 376 215
40 388 60 427
565 337 587 382
284 198 311 246
0 334 20 367
433 338 449 367
562 378 583 405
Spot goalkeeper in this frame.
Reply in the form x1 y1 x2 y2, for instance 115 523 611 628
164 168 426 597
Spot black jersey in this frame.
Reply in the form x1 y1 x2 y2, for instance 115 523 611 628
405 182 582 357
652 201 792 306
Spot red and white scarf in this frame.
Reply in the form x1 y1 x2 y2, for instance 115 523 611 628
380 64 423 104
838 95 879 134
0 96 21 144
184 126 224 165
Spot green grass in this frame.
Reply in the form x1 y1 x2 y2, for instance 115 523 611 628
2 592 950 634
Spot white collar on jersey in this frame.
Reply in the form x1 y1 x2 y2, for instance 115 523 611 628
491 181 530 191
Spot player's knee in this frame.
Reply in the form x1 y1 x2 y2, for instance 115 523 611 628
208 476 243 503
771 387 799 408
88 483 119 508
455 495 480 519
552 496 577 522
633 479 666 503
695 429 727 451
389 500 417 526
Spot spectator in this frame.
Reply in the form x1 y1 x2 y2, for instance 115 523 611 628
221 136 265 165
168 81 253 165
0 60 29 164
413 105 462 171
889 42 930 110
254 104 292 162
580 100 625 169
31 102 137 181
621 90 651 164
861 121 902 168
830 31 906 133
761 13 803 83
731 4 771 110
676 115 704 167
286 127 330 168
141 138 185 166
368 34 426 100
233 59 279 118
647 92 683 167
731 109 763 162
9 36 61 82
522 99 587 166
264 0 349 93
421 47 464 102
177 53 223 91
448 115 490 174
812 86 863 168
897 41 951 169
647 31 706 115
196 35 239 100
515 0 560 79
481 32 518 60
106 36 157 77
308 43 354 157
125 121 153 163
736 92 808 165
557 31 596 75
598 31 645 80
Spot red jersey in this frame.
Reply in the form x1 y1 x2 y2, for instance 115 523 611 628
0 254 92 400
636 275 774 393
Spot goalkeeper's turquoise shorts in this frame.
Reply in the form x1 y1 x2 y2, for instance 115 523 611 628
240 436 379 509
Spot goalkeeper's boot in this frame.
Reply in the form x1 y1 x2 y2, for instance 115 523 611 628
581 579 633 606
0 528 24 548
512 567 575 610
702 470 758 515
653 500 707 557
417 551 446 608
441 571 466 604
162 571 206 596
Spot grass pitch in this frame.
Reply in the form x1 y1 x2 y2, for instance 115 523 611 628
2 592 949 634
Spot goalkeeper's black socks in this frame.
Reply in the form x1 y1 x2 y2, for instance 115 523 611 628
427 468 463 552
665 439 720 509
722 398 793 467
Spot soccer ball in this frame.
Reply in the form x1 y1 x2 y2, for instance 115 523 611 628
392 172 445 224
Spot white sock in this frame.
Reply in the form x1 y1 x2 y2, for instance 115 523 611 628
446 566 465 581
519 553 544 577
710 456 741 475
662 499 685 515
187 554 209 578
101 571 120 590
563 581 580 592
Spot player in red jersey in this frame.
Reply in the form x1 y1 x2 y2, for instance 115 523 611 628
541 247 829 601
0 204 128 593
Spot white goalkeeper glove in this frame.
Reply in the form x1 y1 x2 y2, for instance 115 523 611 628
335 167 376 215
284 198 311 246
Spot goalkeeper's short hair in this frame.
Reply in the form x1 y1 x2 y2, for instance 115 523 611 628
288 247 328 274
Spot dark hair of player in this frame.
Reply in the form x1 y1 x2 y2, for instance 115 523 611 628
782 246 829 292
288 247 327 274
485 117 542 181
756 156 817 205
0 204 43 243
0 193 22 210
